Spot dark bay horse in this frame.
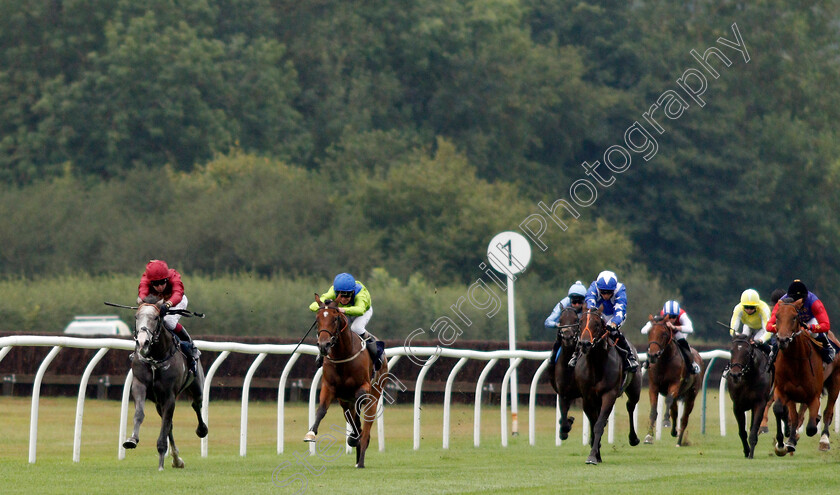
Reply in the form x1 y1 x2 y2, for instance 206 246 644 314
574 308 640 464
772 299 840 455
726 334 774 458
123 299 208 470
643 315 701 446
548 306 583 441
303 295 388 468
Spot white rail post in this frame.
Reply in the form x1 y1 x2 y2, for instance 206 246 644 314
202 350 231 457
413 353 439 450
500 358 523 446
73 347 110 462
474 358 499 447
443 357 469 449
240 352 267 457
277 352 302 454
29 346 62 464
308 367 324 455
528 359 550 446
378 354 402 452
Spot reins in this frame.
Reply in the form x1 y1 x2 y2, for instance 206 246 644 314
317 307 366 364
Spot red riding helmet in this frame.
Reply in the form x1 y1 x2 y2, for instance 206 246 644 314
145 260 170 281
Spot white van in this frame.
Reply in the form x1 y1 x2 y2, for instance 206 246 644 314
63 315 132 337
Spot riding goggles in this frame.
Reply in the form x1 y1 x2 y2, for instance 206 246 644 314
337 290 355 298
743 305 756 310
151 278 168 286
570 296 585 305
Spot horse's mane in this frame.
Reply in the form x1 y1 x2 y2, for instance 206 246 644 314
731 333 751 343
142 295 162 305
780 296 795 304
652 314 667 323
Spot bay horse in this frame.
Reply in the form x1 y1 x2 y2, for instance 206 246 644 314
574 307 641 464
726 334 773 458
303 294 388 468
123 298 208 470
771 298 840 455
643 315 701 446
548 306 583 441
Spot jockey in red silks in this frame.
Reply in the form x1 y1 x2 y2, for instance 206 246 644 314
138 259 201 370
767 279 836 364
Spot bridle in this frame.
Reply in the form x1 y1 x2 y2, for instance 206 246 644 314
646 319 674 362
317 306 365 363
727 336 754 380
775 300 806 348
134 303 176 366
579 308 607 347
557 307 581 346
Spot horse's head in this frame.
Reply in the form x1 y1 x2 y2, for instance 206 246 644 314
774 297 804 350
557 305 583 347
579 307 606 355
727 334 754 383
314 293 348 357
134 298 166 358
646 315 673 365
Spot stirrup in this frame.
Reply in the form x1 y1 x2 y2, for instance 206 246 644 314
626 357 639 373
690 362 701 374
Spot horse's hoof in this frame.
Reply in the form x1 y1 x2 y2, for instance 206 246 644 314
585 456 599 465
173 459 185 469
663 420 671 429
303 431 317 442
785 442 796 453
774 445 787 457
123 439 138 449
644 435 654 445
356 464 365 469
559 431 569 441
159 467 164 472
819 434 830 451
806 425 818 437
347 436 359 448
629 435 640 447
759 426 769 434
196 424 208 438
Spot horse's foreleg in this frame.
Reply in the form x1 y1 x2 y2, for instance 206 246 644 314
304 386 334 442
123 381 146 449
733 405 749 458
559 395 576 440
157 399 176 471
586 393 617 465
784 401 801 454
661 393 677 437
820 381 840 451
645 386 658 444
676 395 697 446
747 401 766 459
805 397 821 437
772 399 788 456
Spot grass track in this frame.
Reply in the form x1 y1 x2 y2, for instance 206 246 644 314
1 394 839 494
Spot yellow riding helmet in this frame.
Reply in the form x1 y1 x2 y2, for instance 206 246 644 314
740 289 761 306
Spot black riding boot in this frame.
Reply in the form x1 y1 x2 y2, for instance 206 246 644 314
677 338 699 374
759 340 777 373
362 332 382 371
567 344 581 368
175 326 200 374
815 333 836 364
611 329 639 373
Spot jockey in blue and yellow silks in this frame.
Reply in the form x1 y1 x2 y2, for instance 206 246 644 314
310 272 382 370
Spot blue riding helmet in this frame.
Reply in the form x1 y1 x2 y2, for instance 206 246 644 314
333 273 356 293
567 281 587 297
595 271 618 291
663 300 681 316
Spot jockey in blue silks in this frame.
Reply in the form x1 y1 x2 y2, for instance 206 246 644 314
568 270 639 372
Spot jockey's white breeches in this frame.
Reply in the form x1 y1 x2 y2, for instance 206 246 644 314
349 307 373 336
163 295 188 331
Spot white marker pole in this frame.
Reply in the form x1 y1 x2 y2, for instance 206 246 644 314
487 232 532 437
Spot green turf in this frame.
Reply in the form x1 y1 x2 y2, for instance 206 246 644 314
1 395 839 494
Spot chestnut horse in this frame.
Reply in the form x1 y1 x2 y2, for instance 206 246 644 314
726 334 774 458
643 315 701 446
548 306 583 441
771 298 840 455
303 294 388 468
574 307 641 464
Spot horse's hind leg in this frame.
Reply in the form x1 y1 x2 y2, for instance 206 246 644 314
625 374 641 446
157 398 176 471
820 379 840 451
677 394 697 446
169 430 185 469
189 377 208 438
645 386 658 444
733 406 749 458
123 380 146 449
747 402 766 459
355 385 380 469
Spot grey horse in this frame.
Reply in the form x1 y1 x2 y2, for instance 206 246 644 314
122 297 208 470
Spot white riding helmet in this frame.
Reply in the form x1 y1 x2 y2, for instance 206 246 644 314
740 289 761 307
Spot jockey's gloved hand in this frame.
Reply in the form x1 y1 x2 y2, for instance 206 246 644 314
159 303 169 317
